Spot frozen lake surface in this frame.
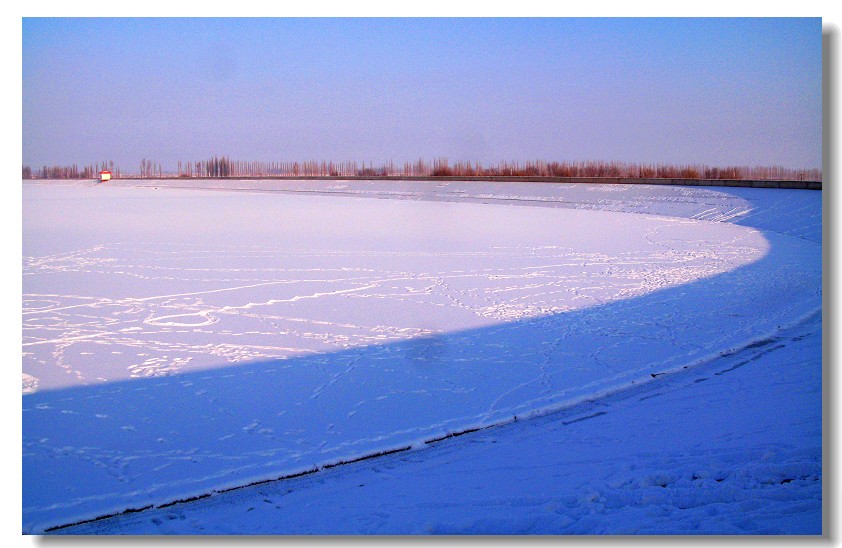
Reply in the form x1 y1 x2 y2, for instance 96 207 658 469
22 180 822 534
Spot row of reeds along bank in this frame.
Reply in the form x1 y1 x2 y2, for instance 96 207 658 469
23 158 822 182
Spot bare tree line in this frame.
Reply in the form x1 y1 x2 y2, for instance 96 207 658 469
24 161 119 180
139 159 162 178
23 157 822 182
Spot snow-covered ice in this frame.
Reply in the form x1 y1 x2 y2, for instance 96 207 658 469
22 179 822 534
59 311 822 535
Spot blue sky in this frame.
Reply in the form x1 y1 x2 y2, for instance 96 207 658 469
22 17 822 172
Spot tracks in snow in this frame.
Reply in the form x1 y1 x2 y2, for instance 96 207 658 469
45 310 820 533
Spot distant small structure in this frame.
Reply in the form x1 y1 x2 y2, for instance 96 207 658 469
99 170 112 182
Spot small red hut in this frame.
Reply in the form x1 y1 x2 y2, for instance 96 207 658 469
99 170 112 182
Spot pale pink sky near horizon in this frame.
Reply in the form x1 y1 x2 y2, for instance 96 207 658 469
23 17 822 173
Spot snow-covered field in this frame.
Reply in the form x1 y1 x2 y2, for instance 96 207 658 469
22 179 822 535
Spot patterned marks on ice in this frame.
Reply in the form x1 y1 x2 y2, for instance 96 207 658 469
23 224 765 392
22 373 39 394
